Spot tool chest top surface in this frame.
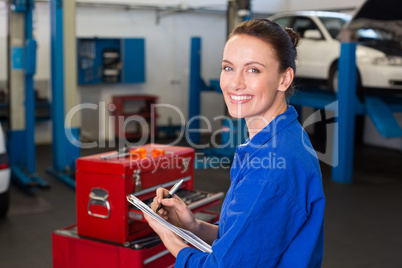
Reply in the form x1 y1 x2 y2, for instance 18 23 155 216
76 144 194 176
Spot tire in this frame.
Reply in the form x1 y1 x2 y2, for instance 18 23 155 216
0 188 10 217
329 62 362 97
329 65 339 94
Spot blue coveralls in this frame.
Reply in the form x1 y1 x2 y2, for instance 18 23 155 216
176 106 325 267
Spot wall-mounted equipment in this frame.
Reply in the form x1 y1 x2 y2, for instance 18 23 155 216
102 49 120 83
77 38 145 85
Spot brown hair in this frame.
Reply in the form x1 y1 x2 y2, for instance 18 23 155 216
229 19 301 98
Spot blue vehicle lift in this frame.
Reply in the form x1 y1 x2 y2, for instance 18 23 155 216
290 43 402 183
7 0 49 192
47 0 81 188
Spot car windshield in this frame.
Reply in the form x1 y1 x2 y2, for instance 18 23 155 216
318 16 348 39
356 28 394 41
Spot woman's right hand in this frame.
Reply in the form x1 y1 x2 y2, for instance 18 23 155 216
150 187 197 232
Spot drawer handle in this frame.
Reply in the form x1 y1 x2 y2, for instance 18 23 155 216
87 188 111 219
133 169 142 192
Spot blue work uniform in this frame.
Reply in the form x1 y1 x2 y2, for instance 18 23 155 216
176 106 325 267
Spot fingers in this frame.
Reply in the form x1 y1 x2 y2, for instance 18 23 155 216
155 188 182 202
156 188 170 203
153 188 186 215
151 197 159 211
161 197 187 213
143 212 168 229
154 188 169 214
149 200 168 220
172 194 182 201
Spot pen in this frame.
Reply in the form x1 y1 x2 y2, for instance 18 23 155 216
155 179 184 213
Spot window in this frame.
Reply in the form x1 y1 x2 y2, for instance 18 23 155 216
319 17 348 39
357 28 393 41
292 17 319 38
273 17 292 28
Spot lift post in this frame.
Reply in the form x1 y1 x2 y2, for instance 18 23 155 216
7 0 49 192
331 42 358 183
188 37 203 145
47 0 81 188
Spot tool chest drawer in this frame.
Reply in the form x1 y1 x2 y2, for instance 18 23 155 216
53 210 219 268
52 225 176 268
128 189 224 222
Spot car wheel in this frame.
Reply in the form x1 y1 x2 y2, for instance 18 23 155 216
329 63 362 96
330 68 339 94
0 188 10 217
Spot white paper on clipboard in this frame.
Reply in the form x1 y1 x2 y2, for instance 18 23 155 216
126 194 212 253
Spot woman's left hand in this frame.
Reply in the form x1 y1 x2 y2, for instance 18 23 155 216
143 212 189 257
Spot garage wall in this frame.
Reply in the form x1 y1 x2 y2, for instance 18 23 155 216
67 0 366 14
0 2 229 143
75 6 227 142
288 0 365 11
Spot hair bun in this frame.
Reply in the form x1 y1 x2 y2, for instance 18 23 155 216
284 27 301 48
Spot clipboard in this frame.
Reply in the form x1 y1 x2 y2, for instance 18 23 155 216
126 194 212 253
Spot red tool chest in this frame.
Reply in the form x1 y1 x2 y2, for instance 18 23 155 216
56 144 223 268
53 209 219 268
52 225 176 268
76 144 194 244
76 144 223 244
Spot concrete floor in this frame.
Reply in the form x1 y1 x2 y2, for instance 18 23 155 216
0 140 401 267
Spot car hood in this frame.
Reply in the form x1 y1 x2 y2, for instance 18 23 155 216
347 0 402 36
359 40 402 57
353 0 402 21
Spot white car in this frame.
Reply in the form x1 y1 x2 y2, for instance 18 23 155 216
268 11 402 94
0 123 10 217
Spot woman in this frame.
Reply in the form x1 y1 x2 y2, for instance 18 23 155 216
144 19 325 267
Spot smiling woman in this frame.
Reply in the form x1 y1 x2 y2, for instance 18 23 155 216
144 19 325 268
220 26 297 138
220 35 288 127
